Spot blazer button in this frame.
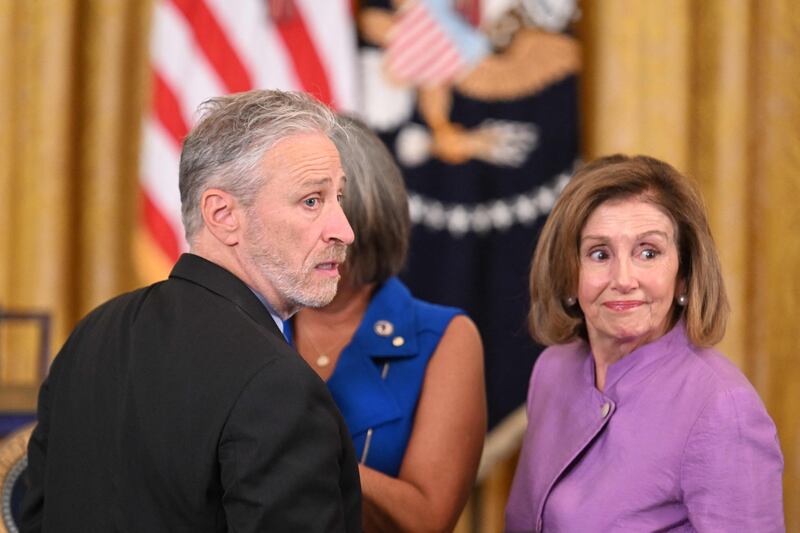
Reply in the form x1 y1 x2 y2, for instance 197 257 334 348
600 401 611 418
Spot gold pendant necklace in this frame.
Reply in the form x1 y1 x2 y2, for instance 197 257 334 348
303 327 347 369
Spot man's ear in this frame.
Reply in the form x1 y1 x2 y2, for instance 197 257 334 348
200 188 242 246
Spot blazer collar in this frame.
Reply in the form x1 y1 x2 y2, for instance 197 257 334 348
328 277 422 433
169 253 284 340
284 277 419 360
282 277 420 435
523 324 692 529
591 321 689 400
348 277 418 359
519 342 615 530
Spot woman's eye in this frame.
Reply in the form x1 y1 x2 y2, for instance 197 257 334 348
641 248 658 260
337 194 344 205
589 249 608 261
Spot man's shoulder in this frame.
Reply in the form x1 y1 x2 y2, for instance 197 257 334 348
154 275 287 349
82 276 286 367
73 282 165 333
75 276 226 332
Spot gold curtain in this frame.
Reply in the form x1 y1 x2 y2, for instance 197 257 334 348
467 2 798 531
0 0 151 406
1 0 798 531
470 1 800 531
579 0 800 529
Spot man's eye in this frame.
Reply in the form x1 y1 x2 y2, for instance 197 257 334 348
337 194 344 205
304 198 318 208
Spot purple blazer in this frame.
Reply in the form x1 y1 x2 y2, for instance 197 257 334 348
505 323 784 532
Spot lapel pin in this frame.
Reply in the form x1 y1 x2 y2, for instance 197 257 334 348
374 320 394 336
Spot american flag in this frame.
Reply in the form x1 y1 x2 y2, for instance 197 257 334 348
384 0 487 87
136 0 359 282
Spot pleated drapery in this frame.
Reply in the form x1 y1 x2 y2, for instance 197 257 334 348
580 3 799 529
471 2 800 530
0 1 149 404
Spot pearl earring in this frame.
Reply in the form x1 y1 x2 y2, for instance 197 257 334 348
677 294 688 306
565 296 576 306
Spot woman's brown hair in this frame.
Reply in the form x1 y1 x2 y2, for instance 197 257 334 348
529 154 729 347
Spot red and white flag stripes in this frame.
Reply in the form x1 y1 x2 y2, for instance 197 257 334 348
136 0 359 282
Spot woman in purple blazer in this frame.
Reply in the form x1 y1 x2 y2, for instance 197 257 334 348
506 155 784 532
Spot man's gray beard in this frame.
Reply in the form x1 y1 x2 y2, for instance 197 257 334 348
249 246 341 309
243 209 347 310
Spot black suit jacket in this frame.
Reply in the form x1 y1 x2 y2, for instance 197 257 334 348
21 254 362 532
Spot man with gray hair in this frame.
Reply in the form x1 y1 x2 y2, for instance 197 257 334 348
21 90 361 532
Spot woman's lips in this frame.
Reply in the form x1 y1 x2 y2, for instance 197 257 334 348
603 300 644 311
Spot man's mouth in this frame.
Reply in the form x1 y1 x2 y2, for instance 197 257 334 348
313 246 347 274
316 262 340 271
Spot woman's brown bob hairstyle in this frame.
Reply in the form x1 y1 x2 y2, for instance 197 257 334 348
330 116 410 286
529 154 729 347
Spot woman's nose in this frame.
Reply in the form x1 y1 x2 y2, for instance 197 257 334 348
611 257 637 292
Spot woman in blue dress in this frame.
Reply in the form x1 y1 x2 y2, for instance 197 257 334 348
285 116 486 532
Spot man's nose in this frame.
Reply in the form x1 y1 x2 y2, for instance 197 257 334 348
324 201 355 245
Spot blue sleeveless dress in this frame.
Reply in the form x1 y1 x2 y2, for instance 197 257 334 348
285 277 462 476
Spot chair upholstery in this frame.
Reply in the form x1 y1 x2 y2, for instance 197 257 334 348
0 424 33 533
